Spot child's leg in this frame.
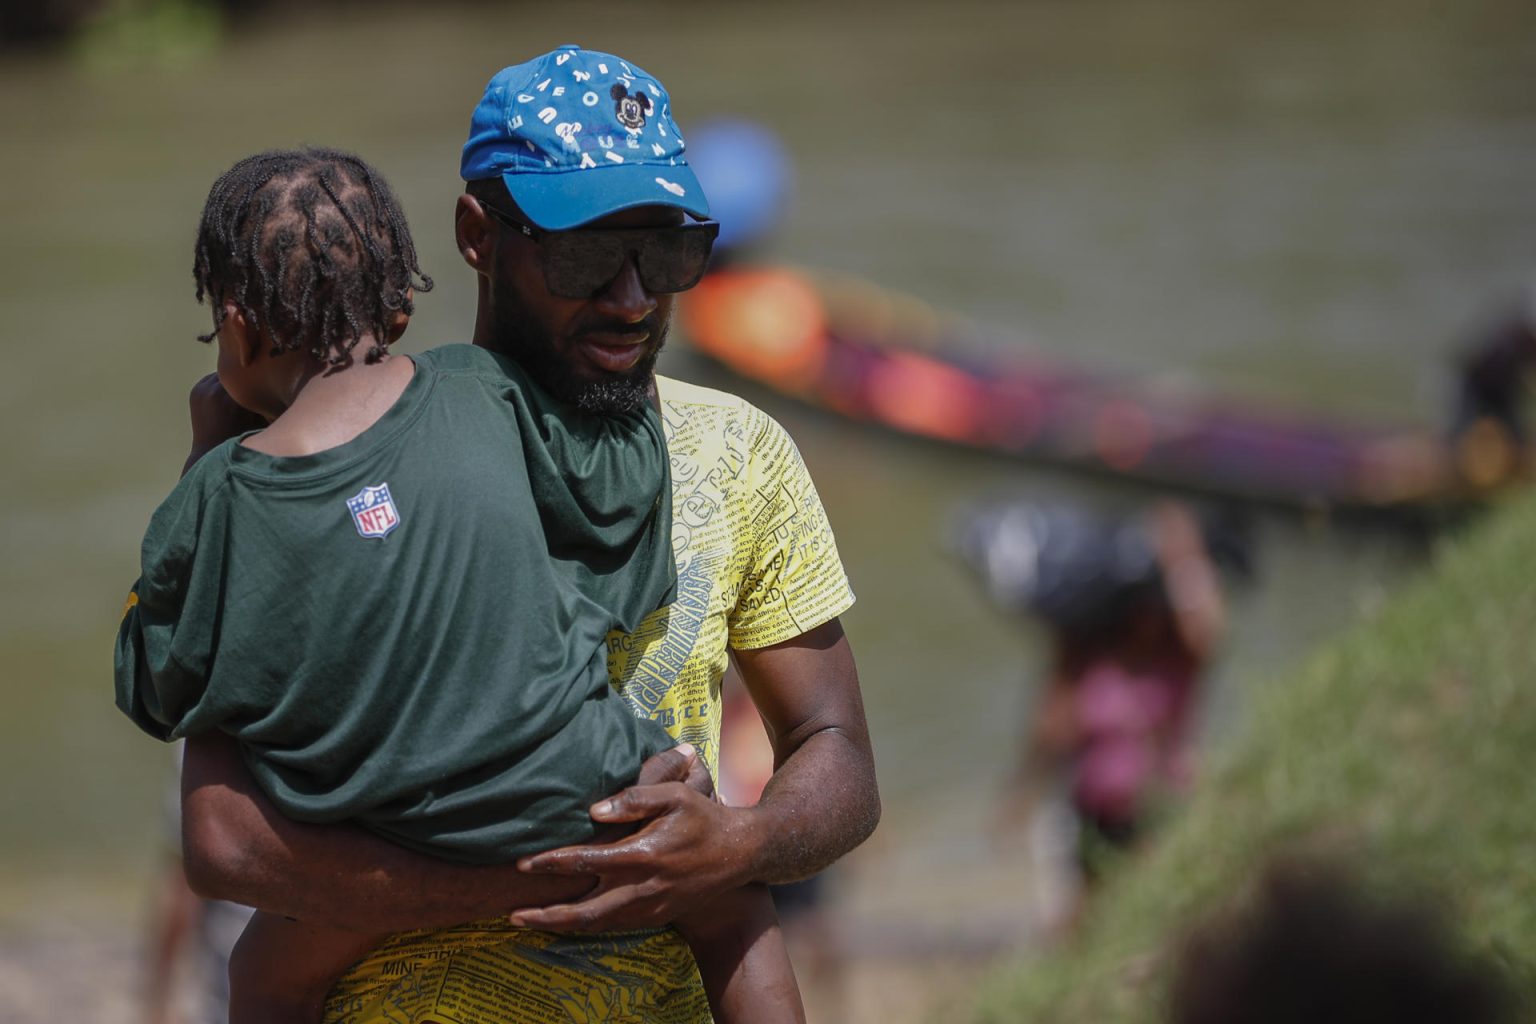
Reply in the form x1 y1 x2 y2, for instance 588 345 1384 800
676 884 806 1024
228 910 384 1024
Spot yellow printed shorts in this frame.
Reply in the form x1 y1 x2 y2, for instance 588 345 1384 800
322 919 709 1024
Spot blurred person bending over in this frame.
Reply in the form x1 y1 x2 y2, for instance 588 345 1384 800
170 46 879 1024
955 499 1247 918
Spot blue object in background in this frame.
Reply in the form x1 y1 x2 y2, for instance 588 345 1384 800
685 118 794 257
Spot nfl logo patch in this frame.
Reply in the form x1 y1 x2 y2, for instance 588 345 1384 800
346 483 401 540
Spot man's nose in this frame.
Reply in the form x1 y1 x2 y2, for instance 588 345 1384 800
593 254 657 322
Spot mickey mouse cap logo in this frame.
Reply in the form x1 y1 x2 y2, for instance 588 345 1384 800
611 82 652 133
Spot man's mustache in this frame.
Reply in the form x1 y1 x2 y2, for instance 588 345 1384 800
572 313 667 341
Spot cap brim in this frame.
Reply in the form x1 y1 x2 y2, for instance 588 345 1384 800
504 162 710 231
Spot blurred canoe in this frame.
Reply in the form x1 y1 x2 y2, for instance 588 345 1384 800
678 266 1514 516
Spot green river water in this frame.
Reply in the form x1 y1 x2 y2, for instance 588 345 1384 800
1 0 1534 941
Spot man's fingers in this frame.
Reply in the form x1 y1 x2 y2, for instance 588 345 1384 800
589 782 690 824
634 743 696 787
509 884 663 933
509 895 610 931
517 783 686 873
519 839 636 876
686 754 715 798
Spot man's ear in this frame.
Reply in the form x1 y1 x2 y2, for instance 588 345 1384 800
455 194 494 274
215 304 261 367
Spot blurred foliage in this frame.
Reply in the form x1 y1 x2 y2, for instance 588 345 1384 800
71 0 222 68
963 487 1536 1021
0 0 412 52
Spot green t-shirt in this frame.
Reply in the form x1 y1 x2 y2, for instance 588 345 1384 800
321 375 859 1024
115 344 675 863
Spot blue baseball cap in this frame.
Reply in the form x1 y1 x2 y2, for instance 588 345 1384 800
462 45 710 230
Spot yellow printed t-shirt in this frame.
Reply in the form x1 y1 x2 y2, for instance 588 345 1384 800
323 375 855 1024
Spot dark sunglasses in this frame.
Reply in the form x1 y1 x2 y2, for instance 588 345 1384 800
480 201 719 299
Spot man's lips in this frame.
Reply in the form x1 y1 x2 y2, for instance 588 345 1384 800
575 325 655 373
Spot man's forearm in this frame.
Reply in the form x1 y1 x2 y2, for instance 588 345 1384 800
732 619 881 888
742 723 880 887
181 732 590 931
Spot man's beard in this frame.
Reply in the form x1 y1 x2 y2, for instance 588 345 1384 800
489 287 667 415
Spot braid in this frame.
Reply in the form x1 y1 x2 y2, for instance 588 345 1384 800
192 147 434 366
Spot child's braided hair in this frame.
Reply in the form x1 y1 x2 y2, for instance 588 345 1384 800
193 147 433 365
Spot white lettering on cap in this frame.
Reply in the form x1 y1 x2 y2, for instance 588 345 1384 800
605 151 625 163
582 91 599 106
655 178 686 197
580 152 597 169
537 107 558 124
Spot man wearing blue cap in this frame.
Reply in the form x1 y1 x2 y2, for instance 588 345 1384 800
180 45 879 1023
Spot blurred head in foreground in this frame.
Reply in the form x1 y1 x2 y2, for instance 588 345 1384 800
1170 861 1515 1024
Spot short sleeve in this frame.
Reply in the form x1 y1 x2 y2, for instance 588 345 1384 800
114 462 235 742
727 409 855 649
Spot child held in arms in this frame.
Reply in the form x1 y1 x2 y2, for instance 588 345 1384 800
116 148 801 1023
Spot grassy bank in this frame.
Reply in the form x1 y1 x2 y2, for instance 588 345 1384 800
966 490 1536 1022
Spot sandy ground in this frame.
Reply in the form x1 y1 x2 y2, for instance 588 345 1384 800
1 921 143 1024
0 917 1025 1024
0 798 1073 1023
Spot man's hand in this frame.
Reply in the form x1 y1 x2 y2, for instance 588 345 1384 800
184 373 266 475
510 783 755 933
634 742 713 794
180 736 707 931
511 619 879 934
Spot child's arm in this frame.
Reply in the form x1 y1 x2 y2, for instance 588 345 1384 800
675 884 806 1024
228 911 385 1024
182 733 708 930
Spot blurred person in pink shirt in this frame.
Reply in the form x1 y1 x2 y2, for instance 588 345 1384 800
954 497 1249 921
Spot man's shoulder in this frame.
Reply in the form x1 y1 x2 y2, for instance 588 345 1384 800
656 374 780 447
655 374 757 413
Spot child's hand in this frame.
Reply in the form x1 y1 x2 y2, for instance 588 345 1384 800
189 372 268 443
184 373 267 474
